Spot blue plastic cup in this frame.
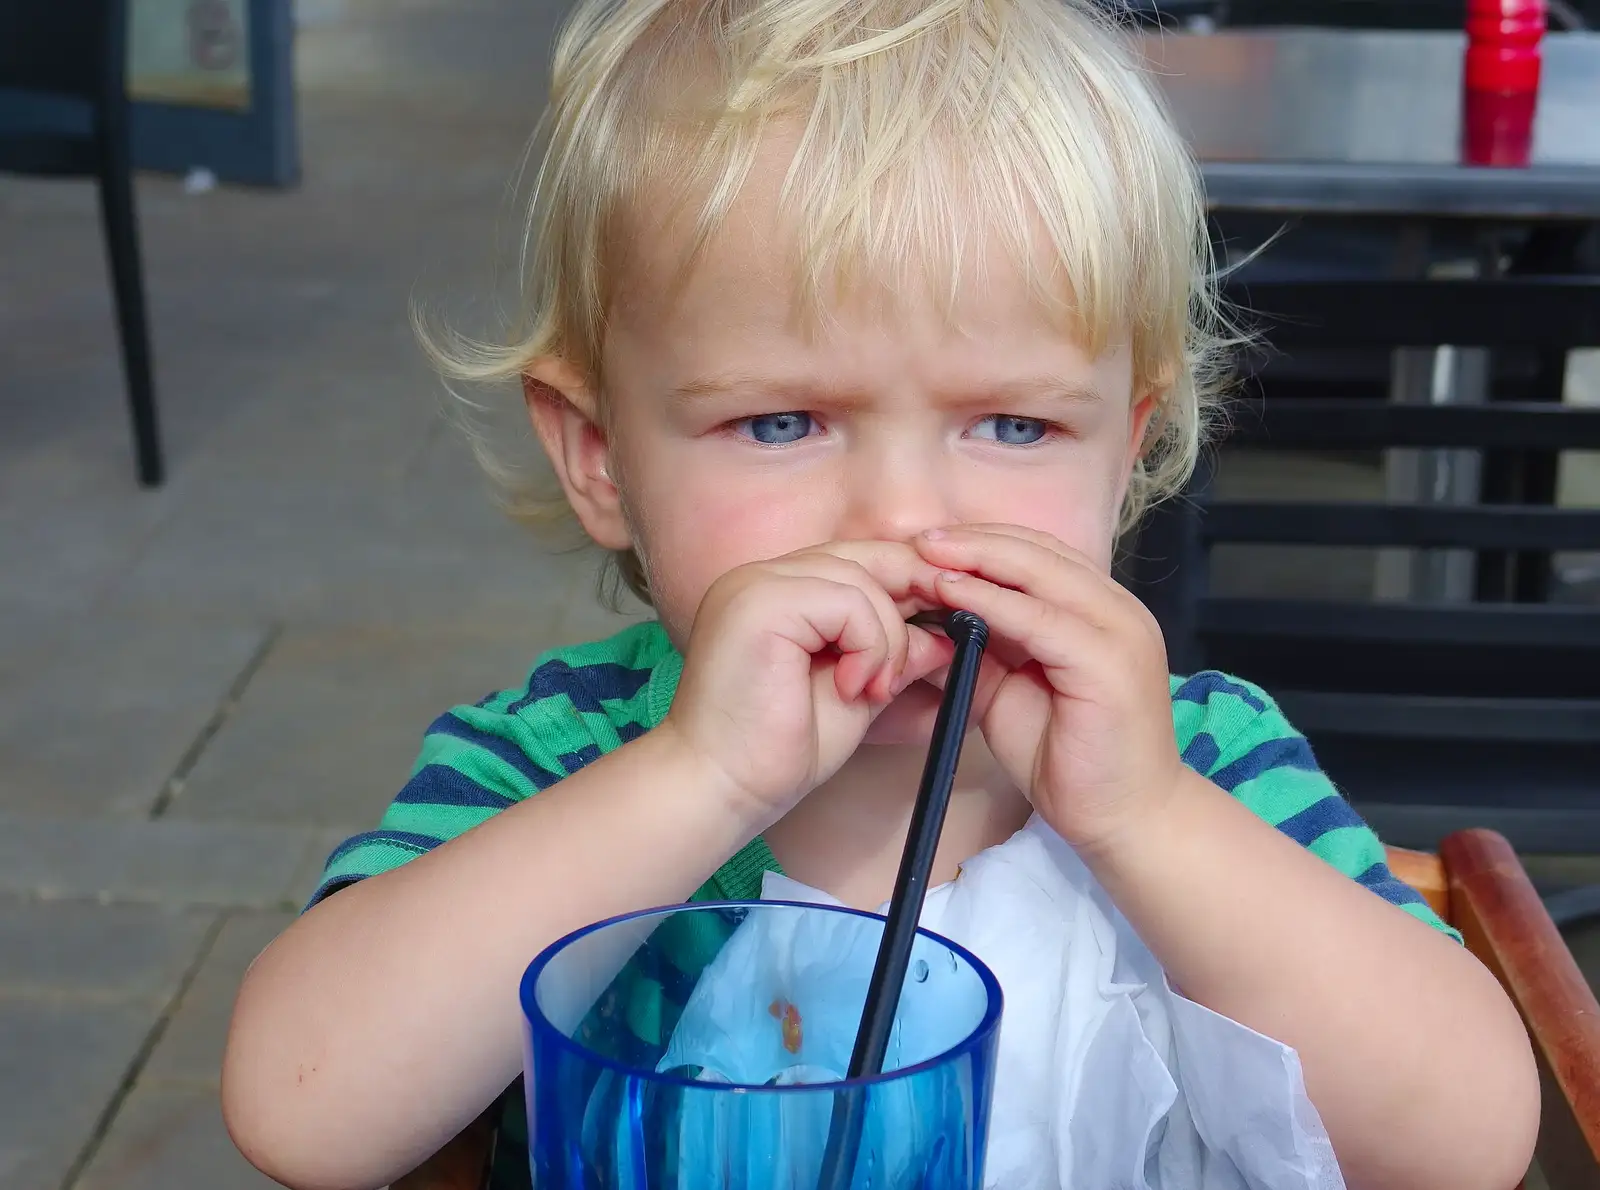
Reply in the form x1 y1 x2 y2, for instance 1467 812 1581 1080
520 900 1002 1189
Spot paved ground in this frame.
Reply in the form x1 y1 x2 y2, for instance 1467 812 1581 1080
1 1 1596 1187
0 3 641 1187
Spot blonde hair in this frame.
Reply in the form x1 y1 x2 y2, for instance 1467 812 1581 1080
425 0 1236 606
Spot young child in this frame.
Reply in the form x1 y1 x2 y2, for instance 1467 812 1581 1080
222 1 1540 1187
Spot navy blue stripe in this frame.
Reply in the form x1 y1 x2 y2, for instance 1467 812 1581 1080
425 713 566 791
1353 860 1426 909
1273 794 1364 847
306 875 360 910
640 946 702 1014
1209 734 1320 792
559 743 603 772
1181 730 1221 774
393 763 519 809
505 660 653 717
555 721 649 774
323 829 444 869
1172 671 1268 714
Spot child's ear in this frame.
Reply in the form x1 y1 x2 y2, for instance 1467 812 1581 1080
523 359 634 552
1125 389 1162 472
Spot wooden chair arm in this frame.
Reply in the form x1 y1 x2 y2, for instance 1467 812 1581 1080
1385 844 1451 922
1441 828 1600 1190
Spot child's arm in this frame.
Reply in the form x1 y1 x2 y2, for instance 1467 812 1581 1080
222 729 761 1190
918 523 1539 1190
1092 769 1538 1190
222 542 951 1190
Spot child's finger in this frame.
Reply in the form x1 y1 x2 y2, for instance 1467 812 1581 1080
914 527 1120 632
936 522 1104 572
800 540 947 616
766 575 889 702
769 550 918 697
899 622 957 690
931 570 1110 688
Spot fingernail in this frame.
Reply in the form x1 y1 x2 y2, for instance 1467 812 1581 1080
922 528 948 541
937 570 963 582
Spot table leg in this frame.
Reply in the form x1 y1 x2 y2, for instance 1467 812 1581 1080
1476 224 1593 602
1377 341 1490 603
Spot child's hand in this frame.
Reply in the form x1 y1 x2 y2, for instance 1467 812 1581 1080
915 524 1183 856
662 541 952 829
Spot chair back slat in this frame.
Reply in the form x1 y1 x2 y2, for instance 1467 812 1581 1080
1226 400 1600 451
0 0 120 102
1203 502 1600 551
1274 691 1600 745
1198 598 1600 649
1226 277 1600 349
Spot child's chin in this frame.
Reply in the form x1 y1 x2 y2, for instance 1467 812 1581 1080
861 681 945 746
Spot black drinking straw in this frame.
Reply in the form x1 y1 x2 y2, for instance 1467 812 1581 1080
817 609 989 1189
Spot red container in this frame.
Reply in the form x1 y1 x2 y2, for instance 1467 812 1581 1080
1462 86 1538 165
1464 0 1547 93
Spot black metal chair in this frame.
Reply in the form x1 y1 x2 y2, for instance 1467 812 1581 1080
0 0 163 486
1126 276 1600 866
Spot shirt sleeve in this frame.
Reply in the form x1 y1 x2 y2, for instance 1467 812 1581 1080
1172 671 1461 942
306 658 643 909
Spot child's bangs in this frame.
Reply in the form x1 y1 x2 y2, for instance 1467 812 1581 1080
613 0 1202 378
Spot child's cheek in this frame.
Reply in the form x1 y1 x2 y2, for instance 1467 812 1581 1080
977 474 1121 571
634 479 836 627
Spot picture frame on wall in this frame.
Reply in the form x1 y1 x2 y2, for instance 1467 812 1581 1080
129 0 297 186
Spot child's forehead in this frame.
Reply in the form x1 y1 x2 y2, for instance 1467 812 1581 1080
604 167 1136 404
608 129 1106 354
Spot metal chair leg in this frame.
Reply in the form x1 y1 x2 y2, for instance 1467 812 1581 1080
96 153 162 487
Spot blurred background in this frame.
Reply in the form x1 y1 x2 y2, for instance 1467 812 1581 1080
0 0 1596 1187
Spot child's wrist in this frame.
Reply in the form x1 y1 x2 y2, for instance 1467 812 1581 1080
1067 766 1198 879
643 717 785 837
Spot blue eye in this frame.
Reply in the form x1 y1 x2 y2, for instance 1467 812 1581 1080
972 415 1049 445
740 412 815 445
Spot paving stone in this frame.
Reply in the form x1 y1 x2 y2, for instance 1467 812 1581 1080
142 911 295 1087
0 464 173 686
110 472 590 633
0 815 321 909
169 619 598 828
0 901 214 1003
75 1085 279 1190
0 612 272 818
0 999 161 1190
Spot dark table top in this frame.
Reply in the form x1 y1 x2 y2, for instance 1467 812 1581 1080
1141 29 1600 219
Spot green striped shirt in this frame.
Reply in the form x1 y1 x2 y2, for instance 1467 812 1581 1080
312 619 1457 1188
313 618 1455 939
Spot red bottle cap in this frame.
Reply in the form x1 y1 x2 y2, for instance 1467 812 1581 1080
1464 0 1546 92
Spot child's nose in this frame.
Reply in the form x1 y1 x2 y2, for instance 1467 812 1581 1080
836 453 952 543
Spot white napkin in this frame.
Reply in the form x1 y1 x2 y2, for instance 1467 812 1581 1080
654 895 987 1189
662 815 1346 1190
